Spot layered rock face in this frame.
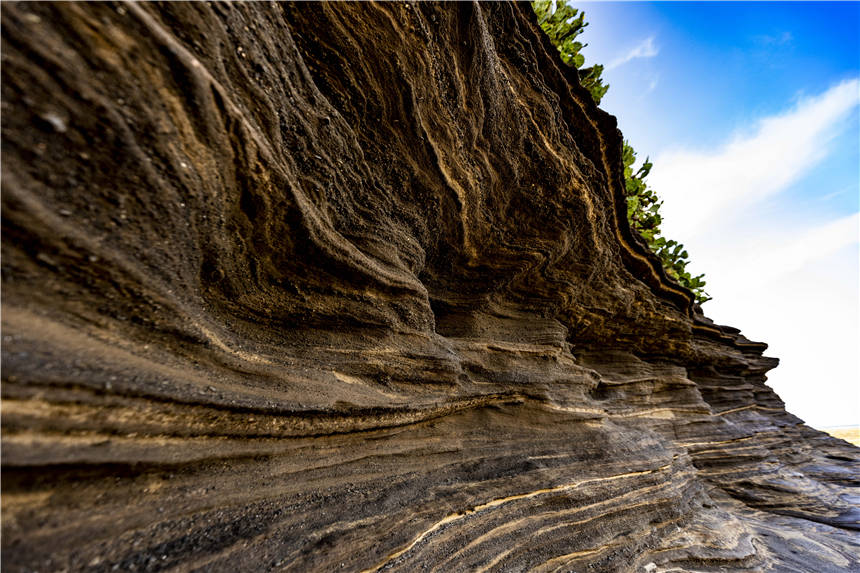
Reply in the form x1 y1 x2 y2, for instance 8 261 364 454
2 2 858 571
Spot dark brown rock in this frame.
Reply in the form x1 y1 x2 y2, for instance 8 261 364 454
2 2 857 571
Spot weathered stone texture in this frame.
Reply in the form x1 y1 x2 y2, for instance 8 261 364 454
2 2 857 571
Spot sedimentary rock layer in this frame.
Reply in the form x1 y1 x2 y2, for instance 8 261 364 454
1 2 858 571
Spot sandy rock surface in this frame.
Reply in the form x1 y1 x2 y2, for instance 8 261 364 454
2 2 858 571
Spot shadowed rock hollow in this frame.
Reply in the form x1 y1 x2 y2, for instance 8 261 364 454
2 2 858 571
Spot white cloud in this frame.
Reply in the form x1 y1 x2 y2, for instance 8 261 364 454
701 212 859 296
649 78 860 240
643 78 860 428
607 36 658 70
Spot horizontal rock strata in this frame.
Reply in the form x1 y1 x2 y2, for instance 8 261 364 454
2 2 858 571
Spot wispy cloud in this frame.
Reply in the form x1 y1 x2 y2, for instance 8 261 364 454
709 212 858 293
645 78 860 427
607 37 658 70
819 184 856 202
752 31 793 47
650 78 860 239
645 75 659 95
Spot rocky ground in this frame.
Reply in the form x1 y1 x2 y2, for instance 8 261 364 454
2 2 858 571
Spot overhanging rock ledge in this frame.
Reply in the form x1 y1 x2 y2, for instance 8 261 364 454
2 2 858 571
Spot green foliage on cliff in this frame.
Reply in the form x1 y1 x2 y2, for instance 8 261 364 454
622 145 710 302
532 0 609 104
532 0 710 304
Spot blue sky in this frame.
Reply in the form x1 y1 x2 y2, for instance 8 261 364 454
575 2 860 428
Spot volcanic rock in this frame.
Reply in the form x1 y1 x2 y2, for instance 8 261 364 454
2 2 858 571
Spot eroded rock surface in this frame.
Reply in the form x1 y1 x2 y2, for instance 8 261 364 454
2 2 858 571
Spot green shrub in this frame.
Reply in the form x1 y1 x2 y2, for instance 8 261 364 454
532 0 609 104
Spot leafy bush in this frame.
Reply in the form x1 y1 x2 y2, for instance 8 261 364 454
532 0 710 304
532 0 609 104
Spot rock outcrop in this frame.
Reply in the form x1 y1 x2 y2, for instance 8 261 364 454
2 2 858 571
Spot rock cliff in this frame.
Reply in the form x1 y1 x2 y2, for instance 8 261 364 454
2 2 858 571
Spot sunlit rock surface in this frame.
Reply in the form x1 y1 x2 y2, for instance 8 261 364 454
2 2 858 571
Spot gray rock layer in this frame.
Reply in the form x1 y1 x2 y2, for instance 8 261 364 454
2 2 858 571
